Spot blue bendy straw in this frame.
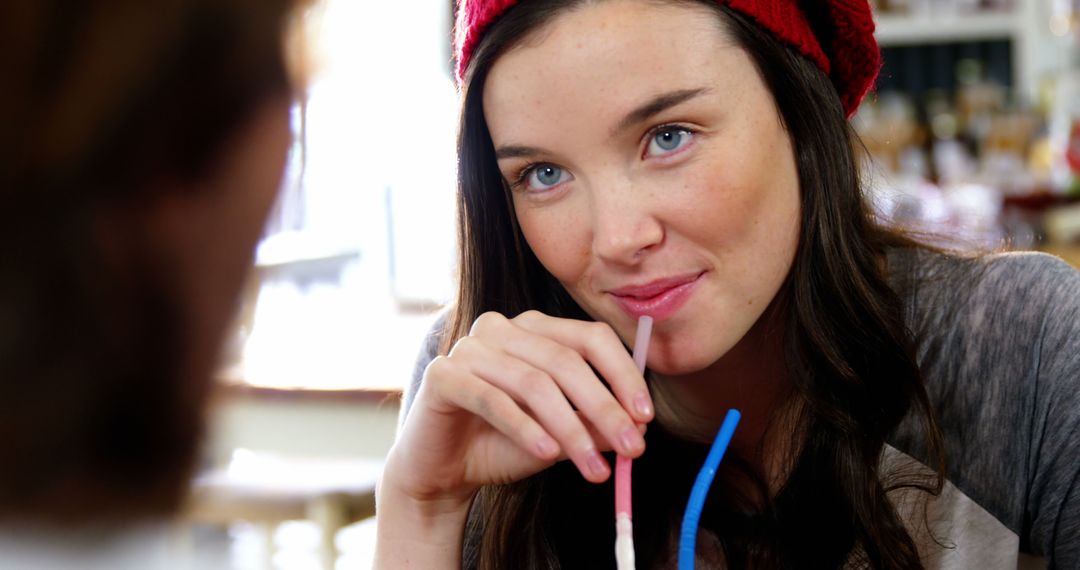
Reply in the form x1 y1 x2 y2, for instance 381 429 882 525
677 409 741 570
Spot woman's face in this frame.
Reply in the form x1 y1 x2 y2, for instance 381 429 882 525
483 0 800 376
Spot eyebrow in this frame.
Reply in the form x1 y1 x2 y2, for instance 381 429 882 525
495 144 551 160
610 87 711 138
493 86 710 161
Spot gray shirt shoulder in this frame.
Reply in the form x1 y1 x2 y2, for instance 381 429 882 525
403 310 448 423
888 248 1080 567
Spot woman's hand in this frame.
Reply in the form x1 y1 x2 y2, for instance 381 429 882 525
375 310 652 567
381 309 653 508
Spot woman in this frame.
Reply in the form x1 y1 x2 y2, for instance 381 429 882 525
377 0 1080 568
0 0 301 566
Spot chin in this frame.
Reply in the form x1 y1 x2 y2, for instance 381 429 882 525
645 331 741 377
645 352 717 377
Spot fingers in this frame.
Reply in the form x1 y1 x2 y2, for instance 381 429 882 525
576 412 648 457
452 336 624 482
510 311 654 424
423 311 655 484
504 330 645 459
471 312 652 457
424 355 560 463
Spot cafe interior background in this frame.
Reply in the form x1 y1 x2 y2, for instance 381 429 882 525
170 0 1080 568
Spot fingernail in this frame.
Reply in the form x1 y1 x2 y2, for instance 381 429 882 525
634 392 653 418
586 451 609 478
619 426 643 454
535 435 558 458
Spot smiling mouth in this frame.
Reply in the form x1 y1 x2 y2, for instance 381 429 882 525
609 271 705 320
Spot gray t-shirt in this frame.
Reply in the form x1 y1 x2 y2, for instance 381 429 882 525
405 249 1080 568
883 249 1080 569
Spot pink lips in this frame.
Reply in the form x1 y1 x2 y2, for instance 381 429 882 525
609 272 704 320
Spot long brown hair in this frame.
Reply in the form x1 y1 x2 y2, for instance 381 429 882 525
0 0 297 523
448 0 945 567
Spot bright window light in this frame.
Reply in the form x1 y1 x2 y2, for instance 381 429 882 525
235 0 458 391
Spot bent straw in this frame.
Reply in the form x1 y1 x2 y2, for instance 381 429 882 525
615 315 653 570
677 408 741 570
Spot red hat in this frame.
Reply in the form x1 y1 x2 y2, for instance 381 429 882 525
453 0 880 118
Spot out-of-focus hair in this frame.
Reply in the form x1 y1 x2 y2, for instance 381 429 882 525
0 0 299 522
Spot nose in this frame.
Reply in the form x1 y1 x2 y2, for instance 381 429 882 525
589 179 664 265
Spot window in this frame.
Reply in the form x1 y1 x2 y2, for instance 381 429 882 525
233 0 458 391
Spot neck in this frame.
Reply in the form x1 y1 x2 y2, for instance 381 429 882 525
650 300 797 489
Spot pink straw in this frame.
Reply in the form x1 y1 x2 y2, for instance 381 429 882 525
615 456 634 517
615 316 652 524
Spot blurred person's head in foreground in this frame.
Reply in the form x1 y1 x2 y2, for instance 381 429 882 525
0 0 302 524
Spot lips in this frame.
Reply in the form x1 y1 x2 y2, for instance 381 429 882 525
608 271 704 320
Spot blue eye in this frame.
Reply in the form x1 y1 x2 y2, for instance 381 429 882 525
646 127 693 157
525 164 570 191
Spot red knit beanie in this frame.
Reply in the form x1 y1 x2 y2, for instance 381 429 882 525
454 0 880 118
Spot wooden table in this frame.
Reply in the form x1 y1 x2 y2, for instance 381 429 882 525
184 454 383 570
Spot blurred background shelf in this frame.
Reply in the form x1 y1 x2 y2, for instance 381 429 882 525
876 12 1019 45
872 2 1057 105
861 2 1080 260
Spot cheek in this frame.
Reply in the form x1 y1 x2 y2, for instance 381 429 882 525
667 163 764 251
679 135 800 253
515 202 591 283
